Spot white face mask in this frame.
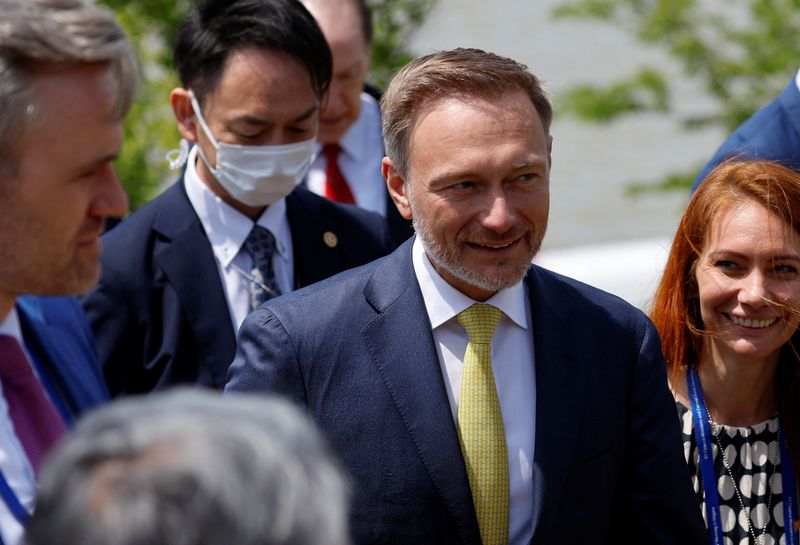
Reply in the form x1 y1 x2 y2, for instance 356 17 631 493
189 91 316 207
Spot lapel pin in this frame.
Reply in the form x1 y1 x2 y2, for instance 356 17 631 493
323 231 338 248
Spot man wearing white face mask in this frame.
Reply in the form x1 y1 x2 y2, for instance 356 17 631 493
186 90 319 209
82 0 395 396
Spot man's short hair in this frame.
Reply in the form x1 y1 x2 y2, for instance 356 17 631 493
24 389 351 545
381 47 553 178
174 0 333 104
0 0 137 178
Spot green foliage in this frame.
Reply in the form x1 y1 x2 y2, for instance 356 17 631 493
100 0 189 61
99 0 187 210
99 0 436 210
625 168 697 196
369 0 438 89
553 0 800 190
557 68 667 123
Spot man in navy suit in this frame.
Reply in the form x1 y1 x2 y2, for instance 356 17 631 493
693 70 800 190
227 49 707 544
0 0 134 541
83 0 395 396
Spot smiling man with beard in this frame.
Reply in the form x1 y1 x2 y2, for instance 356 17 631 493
226 48 707 545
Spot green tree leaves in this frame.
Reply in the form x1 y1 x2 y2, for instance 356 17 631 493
553 0 800 191
558 68 668 123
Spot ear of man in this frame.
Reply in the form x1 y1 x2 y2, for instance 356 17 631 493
382 156 412 220
170 88 198 143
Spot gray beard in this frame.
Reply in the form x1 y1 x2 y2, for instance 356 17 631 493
410 198 541 296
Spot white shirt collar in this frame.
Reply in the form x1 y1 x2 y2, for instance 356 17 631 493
0 309 22 343
412 237 529 330
794 68 800 92
184 145 291 268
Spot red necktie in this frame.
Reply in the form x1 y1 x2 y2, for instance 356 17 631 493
323 144 356 204
0 335 67 473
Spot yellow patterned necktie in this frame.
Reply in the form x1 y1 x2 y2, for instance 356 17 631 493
456 303 509 545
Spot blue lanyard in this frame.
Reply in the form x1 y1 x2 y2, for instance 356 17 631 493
780 417 799 545
0 468 29 527
687 367 798 545
687 368 724 545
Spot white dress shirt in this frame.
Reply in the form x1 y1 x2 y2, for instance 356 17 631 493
184 145 294 332
411 238 536 545
0 310 40 545
305 92 387 216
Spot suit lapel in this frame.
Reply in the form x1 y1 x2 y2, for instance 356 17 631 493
286 187 345 288
361 241 482 545
16 298 103 421
359 251 589 542
152 182 236 386
526 267 590 539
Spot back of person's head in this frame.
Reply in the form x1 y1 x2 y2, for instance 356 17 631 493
173 0 332 105
24 389 351 545
380 47 552 178
0 0 136 178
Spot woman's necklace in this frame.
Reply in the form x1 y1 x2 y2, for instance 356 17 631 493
707 407 777 545
687 367 798 545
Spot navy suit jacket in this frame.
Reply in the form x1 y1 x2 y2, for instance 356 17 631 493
83 180 395 396
226 240 707 545
16 296 108 423
693 75 800 190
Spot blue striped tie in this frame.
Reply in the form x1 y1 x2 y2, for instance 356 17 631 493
243 226 280 311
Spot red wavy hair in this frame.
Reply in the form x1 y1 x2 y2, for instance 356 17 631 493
650 159 800 482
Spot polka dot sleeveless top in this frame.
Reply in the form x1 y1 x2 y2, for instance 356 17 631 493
677 402 791 545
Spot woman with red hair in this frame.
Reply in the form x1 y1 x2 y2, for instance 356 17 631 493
651 160 799 545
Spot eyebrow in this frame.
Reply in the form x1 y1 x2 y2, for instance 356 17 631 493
87 152 119 169
431 157 548 183
708 250 800 261
67 152 118 179
235 105 319 127
510 159 547 170
293 105 318 123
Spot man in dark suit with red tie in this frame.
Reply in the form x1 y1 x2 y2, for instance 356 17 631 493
299 0 414 245
0 0 135 542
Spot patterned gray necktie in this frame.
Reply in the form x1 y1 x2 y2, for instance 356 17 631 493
243 225 280 311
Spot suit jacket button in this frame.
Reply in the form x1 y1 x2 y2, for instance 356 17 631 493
323 231 338 248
